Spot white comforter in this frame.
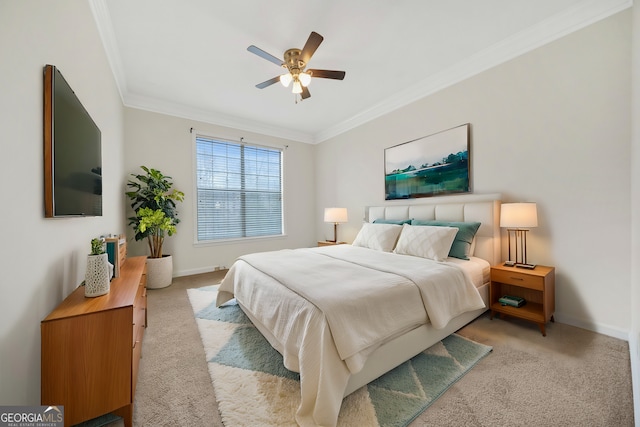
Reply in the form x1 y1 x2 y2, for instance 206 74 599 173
216 245 485 426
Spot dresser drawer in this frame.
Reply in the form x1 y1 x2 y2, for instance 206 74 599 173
135 283 146 311
140 266 147 287
132 334 143 397
132 285 146 344
491 268 544 291
133 306 146 335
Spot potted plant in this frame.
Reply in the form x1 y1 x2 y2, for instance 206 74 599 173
85 238 110 297
126 166 184 289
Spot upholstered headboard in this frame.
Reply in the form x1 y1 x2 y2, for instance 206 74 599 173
366 193 501 266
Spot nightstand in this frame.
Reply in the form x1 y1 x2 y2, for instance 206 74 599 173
317 241 346 247
489 264 555 336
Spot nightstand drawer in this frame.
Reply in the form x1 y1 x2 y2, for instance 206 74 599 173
491 269 544 291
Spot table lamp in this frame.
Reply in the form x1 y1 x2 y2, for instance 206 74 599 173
324 207 348 242
500 202 538 269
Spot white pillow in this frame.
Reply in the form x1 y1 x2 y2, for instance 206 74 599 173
393 224 458 261
469 236 477 256
352 223 402 252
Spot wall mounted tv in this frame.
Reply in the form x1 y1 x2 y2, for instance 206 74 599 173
44 64 102 217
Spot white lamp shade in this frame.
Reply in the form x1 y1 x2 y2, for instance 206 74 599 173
500 203 538 228
324 207 348 223
292 80 303 94
299 72 311 87
280 73 292 87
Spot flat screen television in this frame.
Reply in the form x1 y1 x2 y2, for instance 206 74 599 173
44 64 102 217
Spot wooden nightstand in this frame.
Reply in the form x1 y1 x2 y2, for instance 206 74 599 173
317 241 346 247
489 264 555 336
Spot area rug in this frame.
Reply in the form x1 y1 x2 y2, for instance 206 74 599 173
188 285 492 427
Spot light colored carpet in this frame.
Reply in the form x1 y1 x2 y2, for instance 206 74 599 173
100 271 634 426
186 285 492 426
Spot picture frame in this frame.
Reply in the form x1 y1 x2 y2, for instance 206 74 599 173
384 123 470 200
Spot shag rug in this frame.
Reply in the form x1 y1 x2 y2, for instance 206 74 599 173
188 285 492 427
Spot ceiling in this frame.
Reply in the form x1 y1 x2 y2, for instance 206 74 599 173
90 0 629 144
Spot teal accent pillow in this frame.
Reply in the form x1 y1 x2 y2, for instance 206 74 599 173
373 218 412 225
410 220 481 260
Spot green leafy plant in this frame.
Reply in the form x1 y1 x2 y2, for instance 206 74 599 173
90 238 105 255
126 166 184 259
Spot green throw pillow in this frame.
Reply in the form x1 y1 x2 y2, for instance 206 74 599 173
410 220 481 260
373 218 412 225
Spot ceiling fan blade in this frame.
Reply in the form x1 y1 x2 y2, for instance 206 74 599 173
247 45 284 67
300 31 323 65
308 69 346 80
301 86 311 99
256 76 281 89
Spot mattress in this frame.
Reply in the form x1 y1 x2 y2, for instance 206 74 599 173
447 255 491 288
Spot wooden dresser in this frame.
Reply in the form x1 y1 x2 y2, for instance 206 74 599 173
41 256 147 427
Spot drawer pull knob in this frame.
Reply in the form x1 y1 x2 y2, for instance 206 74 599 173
510 277 524 281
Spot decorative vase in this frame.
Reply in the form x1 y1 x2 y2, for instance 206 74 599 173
146 255 173 289
85 253 110 297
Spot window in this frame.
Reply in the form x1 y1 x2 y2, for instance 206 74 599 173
195 135 283 242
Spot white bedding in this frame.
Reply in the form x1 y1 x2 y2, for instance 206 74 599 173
216 244 486 427
447 255 491 287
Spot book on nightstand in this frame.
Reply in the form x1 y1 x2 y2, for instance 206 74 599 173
499 295 526 308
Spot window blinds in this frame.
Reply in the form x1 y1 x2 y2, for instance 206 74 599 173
195 135 283 241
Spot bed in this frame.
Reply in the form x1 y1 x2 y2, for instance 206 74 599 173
216 193 501 426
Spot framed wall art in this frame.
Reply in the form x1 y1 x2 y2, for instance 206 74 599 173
384 123 470 200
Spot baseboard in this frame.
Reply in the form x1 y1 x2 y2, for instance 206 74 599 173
553 313 629 341
174 265 227 278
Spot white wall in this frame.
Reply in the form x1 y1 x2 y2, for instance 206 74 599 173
315 11 632 338
123 107 317 274
0 1 126 405
630 3 640 423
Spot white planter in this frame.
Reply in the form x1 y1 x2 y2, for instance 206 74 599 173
85 253 110 297
146 255 173 289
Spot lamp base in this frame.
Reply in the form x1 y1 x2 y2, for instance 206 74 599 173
515 263 536 270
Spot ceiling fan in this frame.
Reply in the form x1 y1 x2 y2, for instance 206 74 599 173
247 31 346 100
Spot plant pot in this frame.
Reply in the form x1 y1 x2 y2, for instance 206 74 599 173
146 255 173 289
85 253 110 297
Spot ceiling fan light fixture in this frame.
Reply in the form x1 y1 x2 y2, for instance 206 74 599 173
279 73 293 87
248 31 345 100
299 72 311 87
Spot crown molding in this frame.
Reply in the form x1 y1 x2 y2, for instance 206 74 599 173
89 0 127 103
314 0 632 143
91 0 631 145
124 93 315 144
